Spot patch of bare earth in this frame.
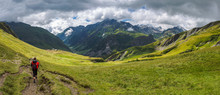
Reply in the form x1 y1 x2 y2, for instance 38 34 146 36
47 71 94 95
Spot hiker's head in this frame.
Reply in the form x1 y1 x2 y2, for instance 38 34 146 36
33 57 36 60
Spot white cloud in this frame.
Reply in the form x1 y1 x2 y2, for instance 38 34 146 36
0 0 28 21
17 7 132 34
76 7 130 22
1 0 218 35
17 7 213 35
129 9 212 30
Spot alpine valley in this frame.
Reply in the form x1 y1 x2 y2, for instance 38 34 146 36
57 19 185 57
0 18 220 94
1 0 220 94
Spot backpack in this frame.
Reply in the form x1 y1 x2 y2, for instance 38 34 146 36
32 60 37 70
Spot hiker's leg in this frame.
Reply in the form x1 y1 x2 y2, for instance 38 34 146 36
32 69 35 79
33 69 36 83
34 69 37 79
36 69 38 79
33 74 36 83
33 77 35 83
34 70 37 78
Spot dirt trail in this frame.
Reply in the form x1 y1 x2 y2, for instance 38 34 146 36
0 73 8 95
22 77 44 95
0 65 44 95
0 66 26 87
47 71 94 95
60 76 79 95
0 66 28 95
21 58 46 95
0 73 9 89
0 54 22 87
21 64 45 95
0 56 94 95
0 55 45 95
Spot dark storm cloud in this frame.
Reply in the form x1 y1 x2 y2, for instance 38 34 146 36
1 0 219 32
25 0 97 11
129 0 220 19
2 0 220 19
12 0 24 3
20 0 220 20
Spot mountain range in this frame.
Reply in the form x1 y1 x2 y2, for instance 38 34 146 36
107 21 220 61
57 19 185 57
1 19 185 58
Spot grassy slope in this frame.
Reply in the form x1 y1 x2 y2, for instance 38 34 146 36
108 21 220 61
0 29 99 94
0 29 94 66
0 30 34 94
0 22 220 94
77 46 220 94
111 30 148 38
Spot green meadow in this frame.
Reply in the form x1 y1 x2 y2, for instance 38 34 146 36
108 21 220 62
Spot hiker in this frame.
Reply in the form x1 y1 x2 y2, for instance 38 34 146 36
31 57 39 83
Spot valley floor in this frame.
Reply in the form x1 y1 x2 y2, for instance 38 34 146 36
0 29 220 94
1 46 220 95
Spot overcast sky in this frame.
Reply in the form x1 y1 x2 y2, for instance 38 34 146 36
1 0 219 34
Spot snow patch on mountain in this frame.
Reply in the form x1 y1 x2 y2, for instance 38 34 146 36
65 28 73 37
102 33 105 38
176 26 186 31
127 27 134 31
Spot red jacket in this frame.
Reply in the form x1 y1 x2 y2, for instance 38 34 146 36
31 60 39 69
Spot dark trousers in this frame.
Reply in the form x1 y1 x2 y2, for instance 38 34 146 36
32 69 38 77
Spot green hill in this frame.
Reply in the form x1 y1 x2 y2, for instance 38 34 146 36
107 21 220 61
0 21 220 94
0 24 98 94
6 22 71 52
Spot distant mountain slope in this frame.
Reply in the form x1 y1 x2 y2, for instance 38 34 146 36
6 22 71 52
57 19 156 57
107 21 220 61
133 24 185 39
153 26 186 39
0 22 17 38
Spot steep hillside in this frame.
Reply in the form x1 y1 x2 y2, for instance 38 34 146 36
0 22 17 38
108 21 220 61
58 19 155 57
0 26 100 95
6 22 71 52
